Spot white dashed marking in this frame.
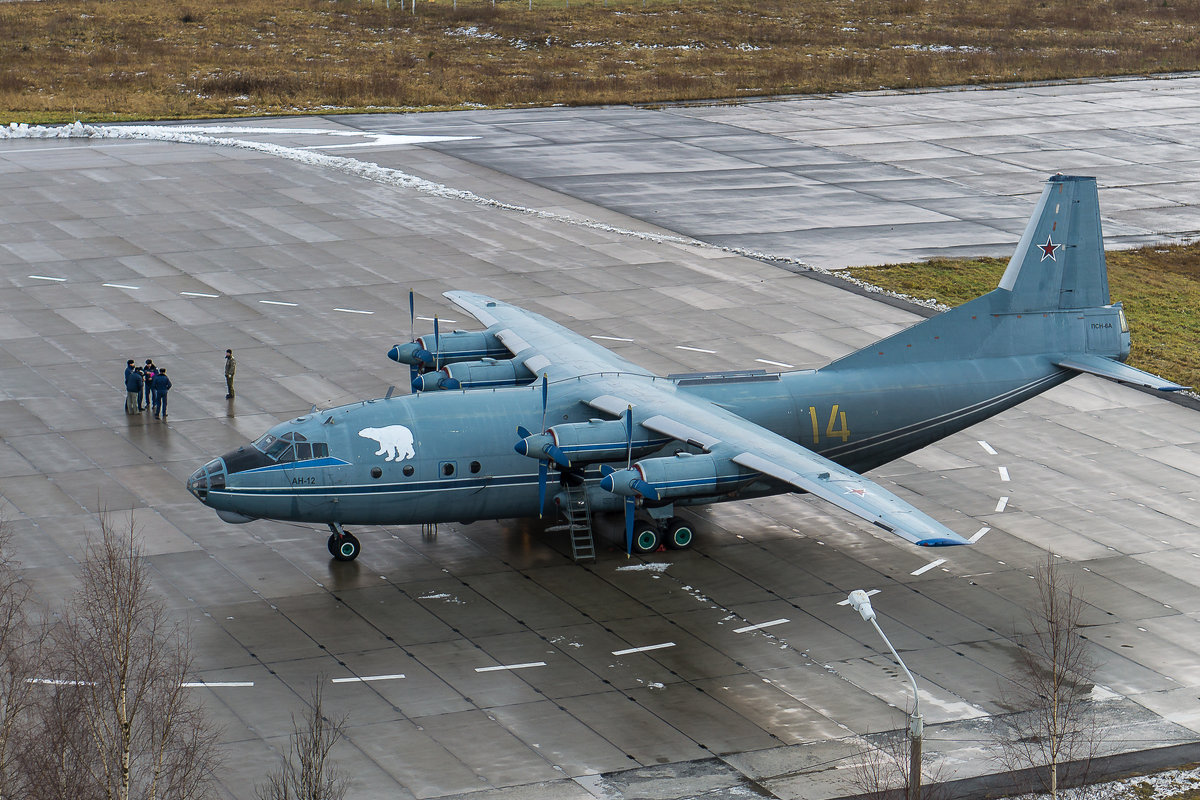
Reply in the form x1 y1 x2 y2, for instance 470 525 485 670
733 618 789 633
911 559 946 576
612 642 675 656
331 674 406 683
474 662 546 673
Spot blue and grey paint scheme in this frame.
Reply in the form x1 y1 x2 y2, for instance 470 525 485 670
187 176 1187 559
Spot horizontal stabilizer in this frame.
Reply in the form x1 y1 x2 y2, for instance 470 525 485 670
1056 355 1190 391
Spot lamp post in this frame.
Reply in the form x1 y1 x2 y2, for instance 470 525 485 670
843 589 923 800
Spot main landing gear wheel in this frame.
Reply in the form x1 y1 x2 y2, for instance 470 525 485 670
631 522 662 555
664 518 695 550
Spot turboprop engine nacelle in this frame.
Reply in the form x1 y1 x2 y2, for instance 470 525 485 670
388 330 509 367
600 452 757 500
413 358 536 391
517 418 669 466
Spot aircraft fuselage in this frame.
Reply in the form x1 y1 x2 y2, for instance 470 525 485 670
187 344 1091 528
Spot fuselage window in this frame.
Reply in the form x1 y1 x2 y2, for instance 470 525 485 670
403 465 414 477
470 461 481 474
312 442 328 458
295 442 313 461
442 462 455 477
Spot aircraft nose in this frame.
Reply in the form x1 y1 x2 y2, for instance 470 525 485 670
186 458 226 502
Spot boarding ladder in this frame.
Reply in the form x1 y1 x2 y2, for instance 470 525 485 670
546 484 595 562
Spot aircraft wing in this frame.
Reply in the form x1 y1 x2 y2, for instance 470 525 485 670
448 291 969 548
446 291 654 381
591 380 973 547
728 451 969 546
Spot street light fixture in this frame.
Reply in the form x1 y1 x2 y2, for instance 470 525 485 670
842 589 924 800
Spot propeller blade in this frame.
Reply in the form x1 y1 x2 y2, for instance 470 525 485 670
409 362 419 383
537 461 548 519
540 374 548 433
631 479 661 502
624 496 635 555
625 406 633 469
545 443 571 469
433 317 441 371
408 289 415 343
599 464 615 477
517 425 532 440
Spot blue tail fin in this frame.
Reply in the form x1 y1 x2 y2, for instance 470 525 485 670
824 175 1127 371
997 174 1109 312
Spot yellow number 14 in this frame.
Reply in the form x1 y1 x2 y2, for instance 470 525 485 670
808 404 850 444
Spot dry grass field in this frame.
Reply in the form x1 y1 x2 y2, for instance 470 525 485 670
840 243 1200 392
3 0 1200 121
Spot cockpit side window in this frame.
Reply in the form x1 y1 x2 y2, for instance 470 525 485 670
257 430 329 464
264 438 294 461
252 433 278 453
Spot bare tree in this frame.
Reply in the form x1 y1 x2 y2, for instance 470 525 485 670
256 681 349 800
36 511 218 800
995 551 1101 798
0 519 47 800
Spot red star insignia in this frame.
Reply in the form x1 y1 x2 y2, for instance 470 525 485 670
1038 236 1061 262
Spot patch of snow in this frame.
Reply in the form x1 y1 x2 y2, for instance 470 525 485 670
616 562 670 573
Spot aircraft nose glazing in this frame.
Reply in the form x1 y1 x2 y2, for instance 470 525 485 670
187 458 227 501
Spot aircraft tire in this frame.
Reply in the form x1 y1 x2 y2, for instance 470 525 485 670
326 533 338 556
664 519 694 550
631 523 662 554
332 532 360 562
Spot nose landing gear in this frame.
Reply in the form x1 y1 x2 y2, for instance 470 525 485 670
327 522 360 562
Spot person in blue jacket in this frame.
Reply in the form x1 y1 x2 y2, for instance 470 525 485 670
151 367 172 419
124 366 143 415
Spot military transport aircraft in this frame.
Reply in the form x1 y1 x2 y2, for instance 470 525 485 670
187 176 1186 562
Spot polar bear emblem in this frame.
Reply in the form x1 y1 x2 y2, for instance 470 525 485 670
358 425 416 462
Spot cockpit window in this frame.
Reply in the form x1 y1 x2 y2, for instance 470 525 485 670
264 438 294 461
257 431 329 464
252 433 278 453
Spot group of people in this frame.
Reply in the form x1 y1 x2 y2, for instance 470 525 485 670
124 359 172 418
121 349 236 420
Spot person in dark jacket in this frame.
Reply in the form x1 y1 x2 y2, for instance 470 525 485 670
124 367 143 415
224 349 236 399
151 367 172 419
142 360 156 412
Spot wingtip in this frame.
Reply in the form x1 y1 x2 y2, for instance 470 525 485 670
917 537 972 547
